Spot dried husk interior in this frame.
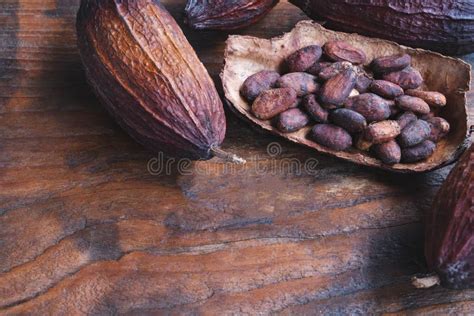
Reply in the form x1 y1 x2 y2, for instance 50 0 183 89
222 21 471 173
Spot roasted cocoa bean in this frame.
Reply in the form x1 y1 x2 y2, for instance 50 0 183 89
396 95 430 115
240 70 280 102
405 89 447 108
383 66 423 90
302 94 328 123
396 111 418 130
306 61 332 76
277 72 319 97
427 117 450 142
252 88 297 120
319 68 357 106
397 119 431 147
370 80 404 99
355 72 373 93
372 140 401 164
329 108 367 133
371 54 411 74
318 61 352 81
324 41 366 64
286 45 323 72
310 124 353 151
364 120 401 144
401 140 436 162
277 108 310 133
345 93 391 122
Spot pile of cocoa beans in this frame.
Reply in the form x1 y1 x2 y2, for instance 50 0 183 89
240 41 450 164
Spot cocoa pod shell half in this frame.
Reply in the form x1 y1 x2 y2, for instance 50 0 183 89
77 0 228 160
222 21 471 173
425 144 474 289
184 0 278 30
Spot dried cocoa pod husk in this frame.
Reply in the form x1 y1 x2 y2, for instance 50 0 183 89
77 0 238 161
405 89 447 108
184 0 278 30
424 144 473 289
223 21 471 172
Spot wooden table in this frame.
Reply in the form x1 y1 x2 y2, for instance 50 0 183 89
0 1 473 314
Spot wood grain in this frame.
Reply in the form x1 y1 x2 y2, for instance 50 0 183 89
0 0 473 314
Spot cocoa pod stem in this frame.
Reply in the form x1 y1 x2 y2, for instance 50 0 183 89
210 146 246 164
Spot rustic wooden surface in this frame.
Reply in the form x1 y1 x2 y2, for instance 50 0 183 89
0 1 473 315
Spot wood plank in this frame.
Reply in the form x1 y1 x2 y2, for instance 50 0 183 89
0 0 473 314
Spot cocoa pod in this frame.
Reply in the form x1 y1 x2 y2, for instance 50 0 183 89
277 108 310 133
306 61 332 76
289 0 474 55
397 120 431 148
345 93 391 122
396 111 418 130
310 124 353 151
396 95 430 115
302 94 328 123
276 72 319 97
319 68 357 106
318 61 353 81
329 108 367 134
252 88 297 120
372 140 401 165
323 41 366 64
405 89 447 108
240 70 280 102
427 117 450 142
364 120 401 144
383 67 423 90
184 0 279 30
401 140 436 163
371 54 411 74
77 0 229 160
424 145 473 289
286 45 322 72
370 80 404 99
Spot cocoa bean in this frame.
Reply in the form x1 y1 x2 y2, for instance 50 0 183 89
371 54 411 74
396 95 430 114
252 88 297 120
310 124 353 151
383 66 423 90
401 140 436 162
370 80 404 99
286 45 323 72
318 61 352 81
405 89 447 108
397 119 431 147
289 97 302 108
277 108 310 133
329 108 367 133
240 70 280 102
306 61 332 76
364 120 401 144
319 68 357 106
324 41 366 64
427 117 450 142
345 93 391 122
396 111 417 130
372 140 401 164
387 99 400 117
277 72 319 97
355 72 373 93
354 134 373 151
302 94 328 123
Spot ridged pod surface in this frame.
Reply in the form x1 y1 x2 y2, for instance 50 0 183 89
425 145 473 289
185 0 279 30
77 0 226 159
289 0 474 55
